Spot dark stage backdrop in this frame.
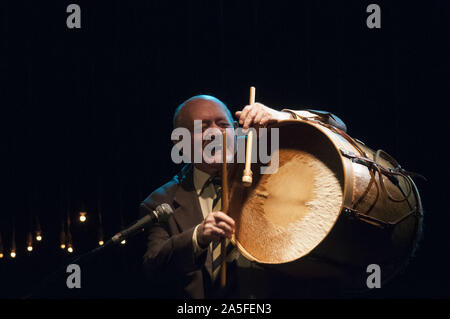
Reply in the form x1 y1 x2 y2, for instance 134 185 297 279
0 0 448 298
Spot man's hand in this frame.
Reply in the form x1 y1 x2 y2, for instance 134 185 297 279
196 211 235 248
235 103 292 131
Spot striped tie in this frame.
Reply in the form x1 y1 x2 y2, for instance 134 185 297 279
212 237 235 282
212 177 222 209
203 174 237 282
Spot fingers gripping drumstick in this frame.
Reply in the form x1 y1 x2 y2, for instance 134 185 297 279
242 86 255 187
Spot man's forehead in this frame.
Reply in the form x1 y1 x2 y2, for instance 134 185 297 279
184 97 226 113
174 95 233 129
181 99 230 120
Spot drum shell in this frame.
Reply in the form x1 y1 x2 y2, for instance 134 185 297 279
228 120 423 290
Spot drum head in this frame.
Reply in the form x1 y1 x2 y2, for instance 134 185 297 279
229 121 345 264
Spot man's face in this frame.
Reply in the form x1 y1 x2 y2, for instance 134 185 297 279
178 98 235 173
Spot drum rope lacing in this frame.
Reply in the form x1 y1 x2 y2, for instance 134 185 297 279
318 121 424 231
292 115 425 204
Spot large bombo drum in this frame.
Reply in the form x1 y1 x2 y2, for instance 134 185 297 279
228 120 423 291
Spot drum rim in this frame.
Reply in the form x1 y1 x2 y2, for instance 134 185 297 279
232 119 353 265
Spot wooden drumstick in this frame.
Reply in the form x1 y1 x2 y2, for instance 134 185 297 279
242 86 255 187
220 129 229 288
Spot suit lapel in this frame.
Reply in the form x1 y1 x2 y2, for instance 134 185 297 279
172 165 203 230
172 165 213 278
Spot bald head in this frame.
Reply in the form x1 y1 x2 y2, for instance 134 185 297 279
173 95 233 130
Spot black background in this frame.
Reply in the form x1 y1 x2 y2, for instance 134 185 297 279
0 0 449 299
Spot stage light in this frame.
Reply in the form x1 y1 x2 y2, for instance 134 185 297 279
60 222 66 250
119 211 126 245
0 232 4 258
67 240 73 252
27 232 33 252
98 225 104 247
35 217 43 241
79 212 87 223
66 228 73 253
11 227 16 258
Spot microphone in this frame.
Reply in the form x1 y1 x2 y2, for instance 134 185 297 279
110 203 173 244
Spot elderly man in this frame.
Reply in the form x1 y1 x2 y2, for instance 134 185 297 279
141 95 346 298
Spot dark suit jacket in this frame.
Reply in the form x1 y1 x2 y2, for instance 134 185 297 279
141 164 233 298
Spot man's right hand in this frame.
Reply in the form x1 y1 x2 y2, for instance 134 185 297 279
196 211 235 248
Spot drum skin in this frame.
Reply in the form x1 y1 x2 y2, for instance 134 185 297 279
228 120 423 291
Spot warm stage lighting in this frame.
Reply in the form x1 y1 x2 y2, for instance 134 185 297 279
60 225 66 250
66 229 73 253
98 225 104 247
35 217 43 242
27 232 33 252
79 212 87 223
120 239 126 245
0 232 4 259
11 228 17 258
